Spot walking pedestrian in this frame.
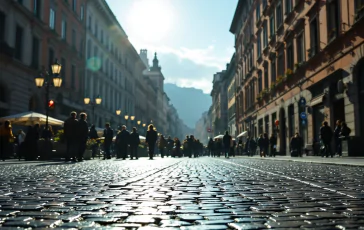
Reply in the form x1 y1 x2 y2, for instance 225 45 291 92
146 124 158 160
334 120 342 157
223 131 232 158
64 112 79 161
129 127 140 160
158 135 167 158
78 113 88 161
103 123 114 160
269 133 277 157
320 121 333 158
0 120 14 161
88 125 99 158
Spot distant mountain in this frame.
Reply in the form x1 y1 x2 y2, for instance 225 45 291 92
164 83 211 129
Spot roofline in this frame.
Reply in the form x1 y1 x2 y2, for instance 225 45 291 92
229 0 243 34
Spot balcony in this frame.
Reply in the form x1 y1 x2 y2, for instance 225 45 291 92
256 17 264 29
355 6 364 22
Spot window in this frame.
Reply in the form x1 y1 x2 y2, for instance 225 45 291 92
48 48 54 72
15 25 23 60
286 42 294 70
278 49 284 76
257 31 262 58
61 57 66 84
269 13 275 38
296 32 305 63
309 17 319 57
276 1 283 28
72 0 77 12
356 0 364 11
71 65 76 89
271 59 276 83
49 8 55 29
61 19 67 40
263 22 268 48
100 30 103 44
0 11 5 41
80 5 84 20
95 23 98 37
31 36 40 69
72 29 76 49
263 0 267 9
264 65 268 89
327 0 339 41
34 0 41 18
285 0 292 14
256 3 260 21
258 71 262 93
79 39 83 57
87 40 91 59
88 16 92 30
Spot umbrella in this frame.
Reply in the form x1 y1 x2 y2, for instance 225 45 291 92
214 134 224 139
236 131 248 138
0 111 64 126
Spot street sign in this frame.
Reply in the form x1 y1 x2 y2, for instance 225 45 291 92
299 97 306 107
300 112 307 120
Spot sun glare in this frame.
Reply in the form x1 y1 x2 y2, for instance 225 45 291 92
127 0 175 42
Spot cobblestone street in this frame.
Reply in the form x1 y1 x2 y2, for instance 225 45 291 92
0 158 364 229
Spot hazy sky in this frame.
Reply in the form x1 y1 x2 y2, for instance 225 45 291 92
106 0 238 94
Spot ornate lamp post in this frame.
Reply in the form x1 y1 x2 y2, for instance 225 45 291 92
130 116 135 127
84 95 102 125
34 60 62 131
124 114 129 127
116 109 121 129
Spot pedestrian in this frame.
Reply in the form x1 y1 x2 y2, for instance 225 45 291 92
290 133 303 157
269 133 277 157
223 131 232 158
320 121 333 158
78 113 88 161
258 134 266 157
64 111 79 161
17 129 26 160
129 127 140 160
166 136 174 157
103 123 114 160
88 125 99 158
158 135 167 158
0 120 14 161
115 125 130 159
187 135 194 158
334 120 342 157
146 124 158 160
174 137 181 157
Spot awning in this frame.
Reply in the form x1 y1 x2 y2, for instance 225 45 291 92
237 131 248 138
310 94 325 107
0 111 64 126
214 134 224 139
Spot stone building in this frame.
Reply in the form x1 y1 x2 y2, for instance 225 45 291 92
0 0 86 119
230 0 364 155
210 71 228 136
226 53 237 137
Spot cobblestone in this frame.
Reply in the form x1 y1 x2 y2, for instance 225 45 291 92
0 158 363 229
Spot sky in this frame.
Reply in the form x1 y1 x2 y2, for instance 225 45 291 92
106 0 238 94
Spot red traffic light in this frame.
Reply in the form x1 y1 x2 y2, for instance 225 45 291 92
48 100 55 109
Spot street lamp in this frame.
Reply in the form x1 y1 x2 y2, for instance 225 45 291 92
137 120 141 125
84 95 102 124
34 60 62 131
116 109 122 129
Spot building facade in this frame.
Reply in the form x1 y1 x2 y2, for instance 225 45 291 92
0 0 86 119
210 71 228 136
230 0 364 155
226 53 237 137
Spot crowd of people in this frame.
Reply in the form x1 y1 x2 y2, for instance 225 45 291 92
0 113 353 161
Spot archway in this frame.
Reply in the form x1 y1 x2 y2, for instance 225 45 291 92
356 59 364 136
279 107 286 155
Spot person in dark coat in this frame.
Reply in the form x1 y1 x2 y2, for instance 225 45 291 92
103 123 114 160
269 133 277 157
115 125 129 159
24 124 40 160
158 135 167 158
258 134 267 157
207 138 214 157
88 125 99 158
334 120 342 157
166 136 174 157
290 133 303 157
174 137 181 157
146 124 158 160
64 111 79 161
78 113 89 161
320 121 333 158
223 131 232 158
129 127 140 160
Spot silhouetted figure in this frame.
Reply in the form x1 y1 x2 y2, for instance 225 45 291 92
320 121 333 158
146 124 158 160
129 127 140 160
103 123 114 159
64 111 79 161
88 125 99 158
78 113 89 161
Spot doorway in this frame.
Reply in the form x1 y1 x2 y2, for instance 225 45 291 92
358 60 364 136
333 98 345 123
279 107 286 155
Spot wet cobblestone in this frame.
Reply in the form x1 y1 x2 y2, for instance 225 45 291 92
0 158 363 229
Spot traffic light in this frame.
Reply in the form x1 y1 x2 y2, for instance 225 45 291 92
48 100 55 110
